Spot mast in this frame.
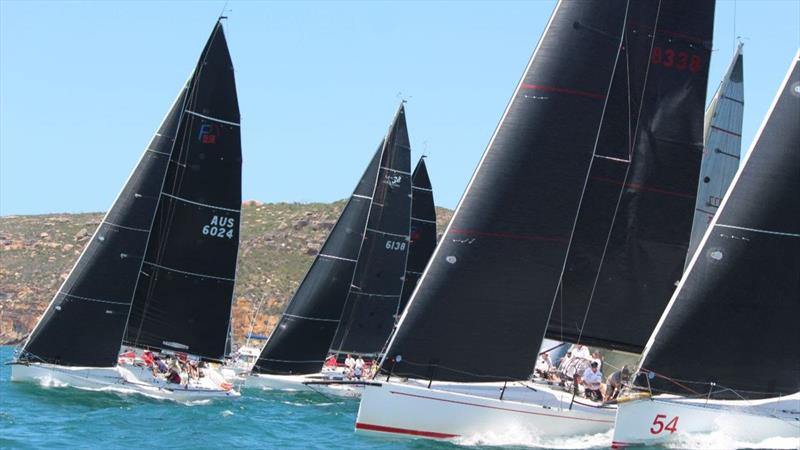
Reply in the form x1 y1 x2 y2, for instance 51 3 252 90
251 143 383 375
122 21 242 362
382 0 714 382
329 104 413 357
686 43 744 265
637 51 800 400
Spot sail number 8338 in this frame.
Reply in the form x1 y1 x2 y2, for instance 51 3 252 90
202 215 236 239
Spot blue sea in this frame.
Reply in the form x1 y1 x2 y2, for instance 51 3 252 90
1 347 794 449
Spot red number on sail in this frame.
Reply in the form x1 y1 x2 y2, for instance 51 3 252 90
651 47 662 65
690 54 702 72
663 49 675 67
676 51 688 70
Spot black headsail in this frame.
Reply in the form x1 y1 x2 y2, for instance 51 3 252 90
330 105 412 357
383 0 714 382
251 143 382 375
123 21 241 362
638 52 800 399
20 86 188 368
686 43 744 265
545 1 715 352
398 157 437 315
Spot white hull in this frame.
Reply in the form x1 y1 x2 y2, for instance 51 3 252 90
245 370 366 398
11 362 240 402
356 380 615 440
612 393 800 448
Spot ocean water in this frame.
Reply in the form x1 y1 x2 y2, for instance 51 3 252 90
0 347 794 449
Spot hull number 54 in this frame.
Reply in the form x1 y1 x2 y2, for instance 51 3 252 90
650 414 679 434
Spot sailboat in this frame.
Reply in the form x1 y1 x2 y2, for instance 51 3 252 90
11 20 242 402
356 0 715 440
611 50 800 449
247 105 414 391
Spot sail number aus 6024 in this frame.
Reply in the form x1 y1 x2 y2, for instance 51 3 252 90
202 215 235 239
385 240 407 251
650 414 679 434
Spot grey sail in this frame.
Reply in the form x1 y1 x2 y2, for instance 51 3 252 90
686 43 744 265
638 51 800 400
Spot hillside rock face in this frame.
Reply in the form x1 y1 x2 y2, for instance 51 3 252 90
0 202 452 348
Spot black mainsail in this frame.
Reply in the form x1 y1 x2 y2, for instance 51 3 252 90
330 105 412 357
398 157 437 315
123 21 241 362
686 43 744 264
545 1 715 352
251 144 382 375
382 0 714 382
638 51 800 399
19 23 237 368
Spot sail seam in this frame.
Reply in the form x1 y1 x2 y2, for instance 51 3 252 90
353 194 372 200
355 293 401 298
716 223 800 238
412 186 432 192
366 228 408 239
147 148 171 156
143 261 235 282
319 254 358 263
381 167 412 176
59 291 129 306
161 192 241 212
411 217 437 224
721 95 744 105
594 154 630 163
283 313 339 322
104 221 150 233
184 110 240 127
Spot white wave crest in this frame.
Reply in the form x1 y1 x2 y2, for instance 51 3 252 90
454 425 613 448
666 430 800 450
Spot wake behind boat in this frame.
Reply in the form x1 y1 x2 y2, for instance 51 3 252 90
11 19 243 402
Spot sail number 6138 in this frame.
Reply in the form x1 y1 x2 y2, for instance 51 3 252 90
650 414 679 434
385 240 407 251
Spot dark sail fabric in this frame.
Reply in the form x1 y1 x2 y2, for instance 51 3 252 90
546 1 715 352
686 44 744 265
20 87 188 367
384 1 634 382
330 105 412 356
124 22 241 361
639 53 800 399
252 144 382 375
398 158 437 315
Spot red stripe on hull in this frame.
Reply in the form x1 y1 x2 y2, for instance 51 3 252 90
389 390 615 424
355 422 458 439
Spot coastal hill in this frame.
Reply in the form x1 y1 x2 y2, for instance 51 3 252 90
0 201 453 347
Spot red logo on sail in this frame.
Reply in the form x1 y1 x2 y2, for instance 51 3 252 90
198 123 220 144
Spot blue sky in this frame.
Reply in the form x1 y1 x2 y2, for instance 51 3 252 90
1 1 798 215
